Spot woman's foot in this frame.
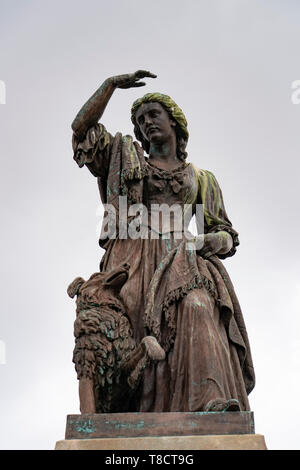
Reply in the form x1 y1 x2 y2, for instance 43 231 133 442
204 398 241 412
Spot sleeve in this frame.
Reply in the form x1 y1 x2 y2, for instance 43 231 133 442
197 169 240 259
72 123 114 178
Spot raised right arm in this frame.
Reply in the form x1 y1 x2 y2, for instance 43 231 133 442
72 78 115 141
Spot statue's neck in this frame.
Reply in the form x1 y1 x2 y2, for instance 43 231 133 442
148 137 179 171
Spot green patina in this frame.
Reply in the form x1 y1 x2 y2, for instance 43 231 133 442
107 420 146 430
106 328 114 339
197 169 224 226
187 247 195 265
164 238 171 254
113 181 118 195
76 81 109 118
75 419 96 434
131 93 189 140
158 260 165 270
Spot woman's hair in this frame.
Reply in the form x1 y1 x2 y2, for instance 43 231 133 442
131 93 189 161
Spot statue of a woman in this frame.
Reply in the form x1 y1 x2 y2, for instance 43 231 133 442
71 70 255 413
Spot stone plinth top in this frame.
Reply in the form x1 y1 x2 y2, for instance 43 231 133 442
65 411 255 440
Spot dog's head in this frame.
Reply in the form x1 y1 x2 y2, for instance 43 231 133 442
67 263 130 307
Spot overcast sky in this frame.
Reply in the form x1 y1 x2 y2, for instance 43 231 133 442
0 0 300 450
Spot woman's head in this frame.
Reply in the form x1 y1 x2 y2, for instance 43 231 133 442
131 93 189 161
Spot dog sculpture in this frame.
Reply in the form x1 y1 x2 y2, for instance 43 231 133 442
67 263 165 413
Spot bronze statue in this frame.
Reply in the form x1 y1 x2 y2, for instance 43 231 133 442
68 264 165 413
70 70 255 413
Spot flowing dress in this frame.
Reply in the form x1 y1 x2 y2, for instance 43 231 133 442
72 123 255 412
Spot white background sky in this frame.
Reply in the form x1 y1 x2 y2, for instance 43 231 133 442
0 0 300 450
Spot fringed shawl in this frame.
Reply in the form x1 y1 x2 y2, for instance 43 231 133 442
143 241 255 395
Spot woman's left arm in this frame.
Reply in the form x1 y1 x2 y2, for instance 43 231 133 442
196 169 239 259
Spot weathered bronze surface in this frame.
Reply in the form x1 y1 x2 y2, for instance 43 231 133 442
65 412 255 439
67 264 165 413
69 70 255 415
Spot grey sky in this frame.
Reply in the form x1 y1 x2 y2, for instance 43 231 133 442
0 0 300 449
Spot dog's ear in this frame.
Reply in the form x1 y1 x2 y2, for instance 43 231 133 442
67 277 85 298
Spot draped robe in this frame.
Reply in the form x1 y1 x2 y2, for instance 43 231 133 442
72 123 255 411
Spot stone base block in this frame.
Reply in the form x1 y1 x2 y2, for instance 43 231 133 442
55 434 267 450
55 412 267 450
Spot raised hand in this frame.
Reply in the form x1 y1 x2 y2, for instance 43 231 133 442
72 70 157 140
112 70 157 89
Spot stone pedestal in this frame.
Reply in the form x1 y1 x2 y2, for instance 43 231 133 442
55 434 267 450
55 412 267 450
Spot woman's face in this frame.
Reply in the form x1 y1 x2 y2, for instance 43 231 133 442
135 102 176 145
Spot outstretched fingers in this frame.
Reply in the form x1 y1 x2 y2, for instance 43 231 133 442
135 70 157 79
116 70 157 89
